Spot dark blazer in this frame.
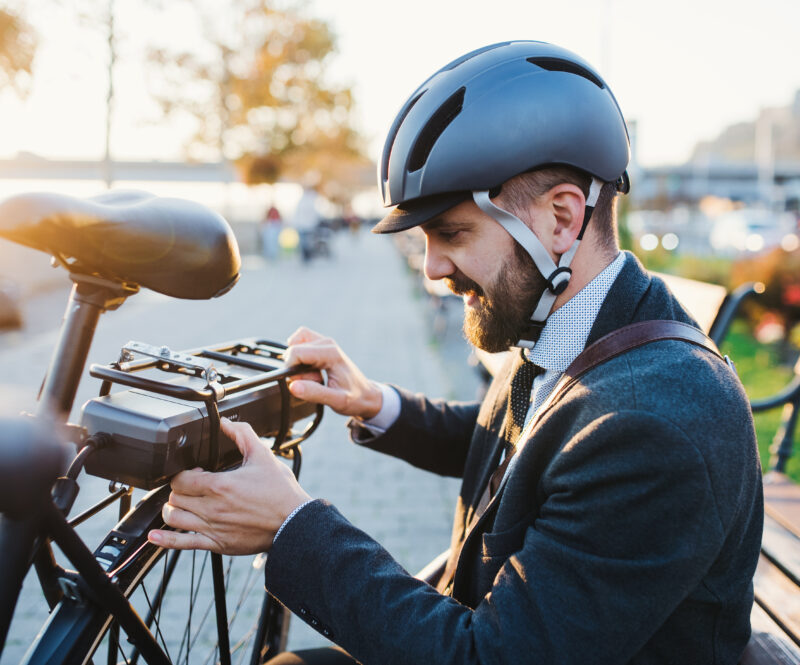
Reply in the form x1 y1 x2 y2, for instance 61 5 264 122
265 252 763 664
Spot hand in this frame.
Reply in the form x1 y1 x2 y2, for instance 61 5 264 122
147 418 311 554
284 327 383 420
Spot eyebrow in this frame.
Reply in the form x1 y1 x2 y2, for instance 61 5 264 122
422 217 472 233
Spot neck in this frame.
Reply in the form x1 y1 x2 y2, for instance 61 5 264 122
551 241 619 312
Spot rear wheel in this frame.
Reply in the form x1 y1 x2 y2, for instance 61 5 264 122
22 485 289 665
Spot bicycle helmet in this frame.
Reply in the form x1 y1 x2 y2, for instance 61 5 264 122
374 40 631 347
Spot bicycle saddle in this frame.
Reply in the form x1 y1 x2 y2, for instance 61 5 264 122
0 190 240 299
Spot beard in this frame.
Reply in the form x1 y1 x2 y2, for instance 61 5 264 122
444 245 546 353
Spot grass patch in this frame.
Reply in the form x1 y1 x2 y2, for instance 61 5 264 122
720 321 800 480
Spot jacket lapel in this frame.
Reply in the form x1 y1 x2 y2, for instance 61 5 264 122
585 251 652 346
453 252 663 597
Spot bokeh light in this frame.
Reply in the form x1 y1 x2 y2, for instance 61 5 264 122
661 233 679 251
781 233 800 252
639 233 659 251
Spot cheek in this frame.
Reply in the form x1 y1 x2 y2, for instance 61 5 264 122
452 251 498 287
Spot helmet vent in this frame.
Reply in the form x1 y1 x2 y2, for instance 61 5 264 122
408 87 465 173
527 57 604 89
382 91 425 181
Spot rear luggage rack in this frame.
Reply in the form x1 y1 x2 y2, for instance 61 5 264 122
80 338 323 489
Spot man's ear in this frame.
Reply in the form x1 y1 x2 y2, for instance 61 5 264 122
546 184 586 255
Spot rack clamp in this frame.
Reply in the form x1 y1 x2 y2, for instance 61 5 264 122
119 341 221 386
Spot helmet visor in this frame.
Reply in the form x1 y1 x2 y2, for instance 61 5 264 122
372 191 471 234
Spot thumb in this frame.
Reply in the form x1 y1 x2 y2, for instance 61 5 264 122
220 417 267 462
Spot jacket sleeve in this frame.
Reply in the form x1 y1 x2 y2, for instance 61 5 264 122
265 410 746 665
348 386 481 478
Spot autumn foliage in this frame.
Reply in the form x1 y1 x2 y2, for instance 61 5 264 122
148 1 371 204
0 7 36 96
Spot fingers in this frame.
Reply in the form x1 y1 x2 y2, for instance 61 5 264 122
287 369 324 384
162 502 209 533
284 342 342 369
288 380 347 411
170 468 213 496
286 326 324 346
148 528 218 552
219 417 265 460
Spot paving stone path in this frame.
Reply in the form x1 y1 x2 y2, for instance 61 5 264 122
0 229 480 660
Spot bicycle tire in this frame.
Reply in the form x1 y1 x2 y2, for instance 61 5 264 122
20 485 289 665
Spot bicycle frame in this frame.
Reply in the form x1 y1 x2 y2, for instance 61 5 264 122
0 267 316 664
0 272 174 662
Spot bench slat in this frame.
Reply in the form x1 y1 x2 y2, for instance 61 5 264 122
743 603 800 664
762 513 800 588
654 272 728 334
764 472 800 535
754 552 800 646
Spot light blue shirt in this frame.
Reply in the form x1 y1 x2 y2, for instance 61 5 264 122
523 250 626 424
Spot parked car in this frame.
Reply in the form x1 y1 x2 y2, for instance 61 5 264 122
709 209 795 255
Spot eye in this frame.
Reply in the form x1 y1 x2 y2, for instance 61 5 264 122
438 229 461 241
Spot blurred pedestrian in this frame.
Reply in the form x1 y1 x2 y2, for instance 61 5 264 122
260 205 282 261
291 188 324 263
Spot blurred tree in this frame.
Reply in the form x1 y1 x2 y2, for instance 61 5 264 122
0 6 36 96
148 0 371 204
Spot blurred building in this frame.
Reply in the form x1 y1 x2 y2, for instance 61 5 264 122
632 91 800 212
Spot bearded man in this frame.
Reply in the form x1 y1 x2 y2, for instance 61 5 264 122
150 41 763 664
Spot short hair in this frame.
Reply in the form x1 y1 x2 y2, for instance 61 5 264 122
496 166 619 252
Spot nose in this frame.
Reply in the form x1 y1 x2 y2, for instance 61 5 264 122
423 236 455 281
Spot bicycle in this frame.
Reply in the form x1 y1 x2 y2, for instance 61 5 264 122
0 190 323 665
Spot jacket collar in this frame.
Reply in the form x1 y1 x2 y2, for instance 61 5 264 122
585 250 698 348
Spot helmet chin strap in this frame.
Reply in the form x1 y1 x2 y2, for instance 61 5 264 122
472 178 603 349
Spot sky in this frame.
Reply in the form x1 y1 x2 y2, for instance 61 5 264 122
2 0 800 168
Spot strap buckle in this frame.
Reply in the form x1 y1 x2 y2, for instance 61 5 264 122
546 267 572 295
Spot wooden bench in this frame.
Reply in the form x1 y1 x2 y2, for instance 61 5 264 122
465 271 800 662
746 473 800 663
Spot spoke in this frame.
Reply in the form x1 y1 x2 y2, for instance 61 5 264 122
157 550 167 638
210 553 231 665
182 554 222 660
130 549 181 665
108 621 120 665
100 549 268 665
233 625 259 665
177 550 210 664
141 582 173 661
190 587 220 664
116 633 132 665
227 558 257 633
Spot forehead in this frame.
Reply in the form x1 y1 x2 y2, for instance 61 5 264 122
420 199 485 233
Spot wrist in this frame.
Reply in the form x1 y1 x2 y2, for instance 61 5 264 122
358 381 384 420
273 497 315 545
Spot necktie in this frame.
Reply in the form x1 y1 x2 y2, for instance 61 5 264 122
505 349 539 448
436 351 541 595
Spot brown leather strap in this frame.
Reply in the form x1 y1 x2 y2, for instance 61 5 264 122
435 319 720 596
538 320 720 421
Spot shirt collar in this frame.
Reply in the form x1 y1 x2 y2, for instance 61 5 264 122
527 251 626 372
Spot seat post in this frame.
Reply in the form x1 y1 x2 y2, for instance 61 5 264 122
36 274 138 419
